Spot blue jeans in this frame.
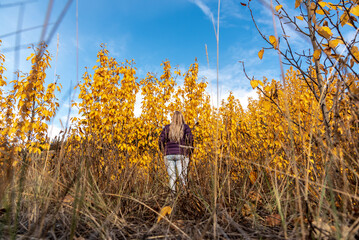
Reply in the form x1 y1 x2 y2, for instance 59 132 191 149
164 155 189 192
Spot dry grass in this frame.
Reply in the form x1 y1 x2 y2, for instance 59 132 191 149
1 127 359 240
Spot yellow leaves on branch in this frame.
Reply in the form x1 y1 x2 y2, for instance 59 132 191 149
317 26 333 39
313 49 321 62
0 43 61 155
258 48 264 60
351 46 359 64
340 11 355 27
26 53 35 61
316 9 326 15
250 80 259 89
269 35 278 49
296 16 304 21
275 5 282 12
250 80 263 89
318 2 327 9
328 39 343 49
350 5 359 16
295 0 302 8
70 46 214 168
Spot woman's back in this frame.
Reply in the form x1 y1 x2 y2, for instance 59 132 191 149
159 123 193 156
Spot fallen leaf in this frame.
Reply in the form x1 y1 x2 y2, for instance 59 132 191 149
63 195 74 204
157 206 172 223
265 214 281 227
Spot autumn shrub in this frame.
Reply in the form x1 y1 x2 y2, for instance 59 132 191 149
0 16 358 236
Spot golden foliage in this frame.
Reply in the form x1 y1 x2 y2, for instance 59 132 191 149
0 42 61 158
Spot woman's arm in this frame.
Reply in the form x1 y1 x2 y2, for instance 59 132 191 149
184 124 193 147
158 126 167 152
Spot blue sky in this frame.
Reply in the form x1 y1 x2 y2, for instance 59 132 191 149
0 0 289 137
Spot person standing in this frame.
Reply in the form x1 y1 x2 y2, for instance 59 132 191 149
159 111 193 193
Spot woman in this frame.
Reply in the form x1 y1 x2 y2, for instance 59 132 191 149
159 111 193 193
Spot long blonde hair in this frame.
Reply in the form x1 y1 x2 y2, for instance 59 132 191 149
169 111 185 143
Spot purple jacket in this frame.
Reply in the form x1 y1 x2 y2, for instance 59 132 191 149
159 124 193 156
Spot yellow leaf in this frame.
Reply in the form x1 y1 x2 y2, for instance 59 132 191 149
258 49 264 60
317 26 333 39
328 3 337 10
250 80 259 89
313 49 321 61
296 16 304 21
340 12 349 27
316 9 325 15
26 53 34 61
295 0 302 8
351 5 359 16
249 171 257 184
269 35 278 49
318 2 327 8
275 5 283 12
351 46 359 63
157 206 172 223
328 39 342 48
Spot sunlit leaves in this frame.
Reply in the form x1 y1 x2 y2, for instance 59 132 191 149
250 80 259 89
340 12 353 27
269 35 278 49
250 80 263 89
296 16 304 21
313 49 321 61
328 39 343 49
275 5 283 12
295 0 302 8
316 9 326 15
26 53 34 61
350 5 359 16
70 46 213 168
317 26 333 39
318 2 327 8
0 43 61 155
258 48 264 60
351 46 359 63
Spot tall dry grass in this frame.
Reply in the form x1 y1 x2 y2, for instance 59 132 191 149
1 106 359 239
1 0 359 239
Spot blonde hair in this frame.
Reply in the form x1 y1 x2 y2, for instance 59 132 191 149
169 111 185 143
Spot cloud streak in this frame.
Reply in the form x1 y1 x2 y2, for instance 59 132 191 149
190 0 216 30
